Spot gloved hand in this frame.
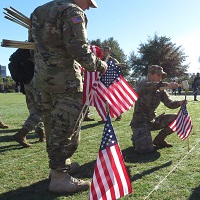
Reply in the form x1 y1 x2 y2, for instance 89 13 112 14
96 59 107 75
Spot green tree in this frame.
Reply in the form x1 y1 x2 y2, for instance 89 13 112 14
90 37 130 77
129 34 189 78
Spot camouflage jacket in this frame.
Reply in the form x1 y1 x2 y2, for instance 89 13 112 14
29 0 106 93
130 79 181 128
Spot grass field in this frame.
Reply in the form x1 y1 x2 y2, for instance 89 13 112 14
0 93 200 200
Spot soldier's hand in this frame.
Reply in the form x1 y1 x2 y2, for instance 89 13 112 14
179 100 187 106
96 59 107 74
101 61 108 75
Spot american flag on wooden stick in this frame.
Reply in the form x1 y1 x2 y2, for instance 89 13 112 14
89 114 132 200
169 104 192 140
83 45 101 106
83 57 138 121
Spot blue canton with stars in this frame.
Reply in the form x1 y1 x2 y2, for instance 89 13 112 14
100 60 122 88
100 114 118 150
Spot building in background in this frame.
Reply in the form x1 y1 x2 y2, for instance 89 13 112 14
0 65 7 78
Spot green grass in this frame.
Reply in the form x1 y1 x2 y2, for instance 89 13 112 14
0 93 200 200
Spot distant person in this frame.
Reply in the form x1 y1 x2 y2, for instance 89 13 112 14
130 65 186 154
193 73 200 101
172 80 177 95
177 81 182 94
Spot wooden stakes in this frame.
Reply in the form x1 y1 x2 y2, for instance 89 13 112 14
1 39 35 50
2 7 34 50
3 7 31 29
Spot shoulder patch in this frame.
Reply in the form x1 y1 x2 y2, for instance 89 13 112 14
71 15 83 24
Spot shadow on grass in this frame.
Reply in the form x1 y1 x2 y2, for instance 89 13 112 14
122 146 161 163
0 131 42 153
0 178 79 200
188 185 200 200
0 128 19 134
81 122 104 130
129 161 172 182
76 160 96 179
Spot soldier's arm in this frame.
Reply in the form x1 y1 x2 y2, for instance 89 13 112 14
62 7 107 73
161 91 182 109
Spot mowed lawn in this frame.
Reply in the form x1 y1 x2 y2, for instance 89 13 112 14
0 92 200 200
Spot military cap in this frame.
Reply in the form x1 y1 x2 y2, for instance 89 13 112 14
103 46 111 52
90 0 98 8
148 65 167 77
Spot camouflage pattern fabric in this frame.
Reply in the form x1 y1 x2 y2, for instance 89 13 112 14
42 91 82 170
29 0 107 171
23 81 44 133
130 79 181 153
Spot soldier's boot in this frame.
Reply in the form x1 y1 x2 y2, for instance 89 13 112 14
49 170 91 193
153 131 173 148
49 162 80 179
36 129 46 142
13 128 31 148
0 121 9 129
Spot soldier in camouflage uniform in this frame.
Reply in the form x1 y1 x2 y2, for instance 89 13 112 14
13 81 45 148
130 65 186 154
29 0 107 193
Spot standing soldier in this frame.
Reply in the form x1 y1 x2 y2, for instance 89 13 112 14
13 81 45 148
29 0 107 194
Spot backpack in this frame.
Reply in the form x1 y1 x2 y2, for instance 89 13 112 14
8 48 34 85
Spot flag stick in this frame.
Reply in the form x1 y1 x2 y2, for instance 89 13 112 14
72 54 110 135
184 86 190 151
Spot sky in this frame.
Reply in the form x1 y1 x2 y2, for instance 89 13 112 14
0 0 200 76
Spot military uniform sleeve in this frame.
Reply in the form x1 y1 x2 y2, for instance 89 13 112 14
28 13 35 59
137 80 167 93
161 91 181 109
62 7 106 73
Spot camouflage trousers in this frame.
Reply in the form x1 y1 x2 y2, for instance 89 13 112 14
131 114 176 153
41 90 83 171
23 82 44 132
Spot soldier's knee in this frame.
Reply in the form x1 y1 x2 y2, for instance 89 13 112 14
131 127 154 154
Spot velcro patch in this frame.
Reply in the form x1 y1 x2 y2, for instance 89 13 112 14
71 16 83 24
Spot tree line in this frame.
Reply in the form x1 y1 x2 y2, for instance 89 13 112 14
1 33 198 92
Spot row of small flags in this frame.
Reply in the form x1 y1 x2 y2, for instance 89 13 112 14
86 46 192 199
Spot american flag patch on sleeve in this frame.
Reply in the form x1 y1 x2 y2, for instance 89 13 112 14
71 16 83 24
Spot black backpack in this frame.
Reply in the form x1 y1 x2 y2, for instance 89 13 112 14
8 48 34 85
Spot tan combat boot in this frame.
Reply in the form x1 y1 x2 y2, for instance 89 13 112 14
49 162 80 178
36 129 46 142
0 121 9 129
49 170 91 193
153 133 173 148
13 127 31 148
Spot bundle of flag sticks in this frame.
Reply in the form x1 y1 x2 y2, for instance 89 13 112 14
1 39 35 50
3 6 31 30
2 7 34 50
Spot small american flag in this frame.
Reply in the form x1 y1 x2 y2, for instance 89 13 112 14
89 114 132 200
169 104 193 140
83 45 101 106
84 60 138 121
